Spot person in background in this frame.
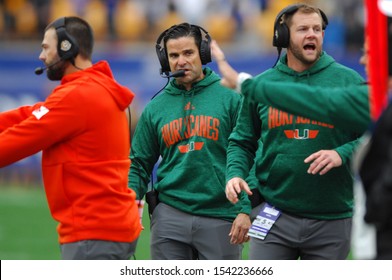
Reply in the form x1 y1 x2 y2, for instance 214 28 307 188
0 16 142 260
215 3 365 260
213 26 392 260
359 84 392 259
128 22 251 260
357 24 392 259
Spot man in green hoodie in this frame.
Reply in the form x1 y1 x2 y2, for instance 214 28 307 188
128 23 251 260
213 35 392 260
217 3 365 260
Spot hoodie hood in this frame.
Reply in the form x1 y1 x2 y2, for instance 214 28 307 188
163 67 220 96
62 60 134 110
275 51 335 77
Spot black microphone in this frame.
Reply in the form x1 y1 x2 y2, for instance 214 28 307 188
152 70 186 100
160 69 186 78
34 59 63 75
169 69 186 78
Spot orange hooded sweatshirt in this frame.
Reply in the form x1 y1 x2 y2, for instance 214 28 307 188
0 61 142 244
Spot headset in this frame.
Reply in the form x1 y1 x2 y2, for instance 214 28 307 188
273 4 329 49
155 23 212 75
35 17 81 75
51 17 79 61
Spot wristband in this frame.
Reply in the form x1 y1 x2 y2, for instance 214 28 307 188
136 199 145 230
236 72 252 93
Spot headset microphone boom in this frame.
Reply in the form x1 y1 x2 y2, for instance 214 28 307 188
34 59 63 75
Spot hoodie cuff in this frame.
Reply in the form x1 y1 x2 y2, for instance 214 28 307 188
236 72 253 93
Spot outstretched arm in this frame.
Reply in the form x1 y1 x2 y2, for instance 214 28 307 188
210 40 239 90
211 40 370 134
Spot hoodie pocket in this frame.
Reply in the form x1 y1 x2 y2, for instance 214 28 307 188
266 154 310 191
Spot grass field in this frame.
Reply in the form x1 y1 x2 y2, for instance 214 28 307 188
0 186 249 260
0 186 153 260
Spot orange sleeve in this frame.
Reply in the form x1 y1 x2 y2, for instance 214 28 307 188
0 92 84 167
0 103 44 132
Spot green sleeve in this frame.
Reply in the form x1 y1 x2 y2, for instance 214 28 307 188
246 162 259 189
335 138 361 164
242 79 371 134
226 96 258 215
245 141 263 189
128 109 160 200
226 95 260 182
238 190 252 215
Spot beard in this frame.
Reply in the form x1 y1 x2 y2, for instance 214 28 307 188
46 60 67 81
289 43 322 66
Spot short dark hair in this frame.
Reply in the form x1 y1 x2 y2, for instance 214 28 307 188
163 23 202 52
46 16 94 60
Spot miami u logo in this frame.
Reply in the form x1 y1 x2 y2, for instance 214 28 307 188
177 141 204 153
283 129 319 139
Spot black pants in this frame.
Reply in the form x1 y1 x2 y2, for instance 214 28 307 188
377 228 392 259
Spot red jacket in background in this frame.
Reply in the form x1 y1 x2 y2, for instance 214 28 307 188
0 60 142 244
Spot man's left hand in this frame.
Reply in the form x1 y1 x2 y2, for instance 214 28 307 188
229 213 251 244
304 150 342 175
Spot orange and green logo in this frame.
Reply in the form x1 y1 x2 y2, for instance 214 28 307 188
177 141 204 153
284 129 319 139
161 114 220 149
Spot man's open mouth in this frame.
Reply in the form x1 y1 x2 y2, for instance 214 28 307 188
304 43 316 50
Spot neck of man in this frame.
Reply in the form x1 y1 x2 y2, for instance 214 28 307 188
65 57 93 75
286 49 320 73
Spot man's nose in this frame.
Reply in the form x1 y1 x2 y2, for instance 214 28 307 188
177 55 187 66
38 51 45 61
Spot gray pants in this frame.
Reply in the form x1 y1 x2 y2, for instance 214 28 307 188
60 239 138 260
150 203 242 260
249 202 352 260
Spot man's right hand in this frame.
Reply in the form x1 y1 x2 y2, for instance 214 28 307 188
210 40 239 90
225 177 252 204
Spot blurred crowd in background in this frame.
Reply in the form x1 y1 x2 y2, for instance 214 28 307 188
0 0 366 186
0 0 364 52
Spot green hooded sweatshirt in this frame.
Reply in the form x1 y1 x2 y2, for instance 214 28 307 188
129 67 250 221
227 52 365 220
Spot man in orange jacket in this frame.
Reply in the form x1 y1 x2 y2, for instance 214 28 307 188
0 16 142 259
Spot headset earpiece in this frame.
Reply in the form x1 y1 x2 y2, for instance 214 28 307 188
155 30 171 74
198 25 212 65
155 24 212 74
273 4 329 49
52 17 79 61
